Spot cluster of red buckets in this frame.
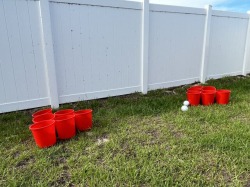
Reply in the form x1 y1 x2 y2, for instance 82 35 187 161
29 108 92 148
186 85 231 106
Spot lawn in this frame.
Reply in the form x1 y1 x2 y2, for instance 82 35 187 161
0 76 250 186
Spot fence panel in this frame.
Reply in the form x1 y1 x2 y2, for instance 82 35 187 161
0 0 250 113
49 1 142 103
148 5 206 90
0 0 49 113
207 11 249 79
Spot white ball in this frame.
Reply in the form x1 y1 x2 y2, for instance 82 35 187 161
181 105 188 112
183 100 190 106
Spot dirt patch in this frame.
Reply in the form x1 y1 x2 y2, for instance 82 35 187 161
63 165 69 171
245 179 250 187
97 138 110 146
221 169 232 184
12 151 20 159
165 90 177 95
51 171 73 187
96 133 110 146
53 157 66 166
119 142 137 159
168 124 185 139
145 129 160 138
242 173 250 187
51 162 74 186
86 131 93 136
16 156 35 169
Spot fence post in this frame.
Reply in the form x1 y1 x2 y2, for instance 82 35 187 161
242 11 250 76
39 0 59 108
141 0 149 94
200 5 212 83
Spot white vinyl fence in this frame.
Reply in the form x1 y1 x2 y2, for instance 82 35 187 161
0 0 250 113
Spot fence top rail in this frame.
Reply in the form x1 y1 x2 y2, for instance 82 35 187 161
49 0 249 19
212 10 249 19
49 0 142 10
150 4 206 15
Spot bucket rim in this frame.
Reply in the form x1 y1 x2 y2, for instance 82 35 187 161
75 109 92 115
55 109 74 115
216 89 231 93
29 120 55 131
201 91 216 94
32 108 52 118
33 113 55 123
55 114 75 122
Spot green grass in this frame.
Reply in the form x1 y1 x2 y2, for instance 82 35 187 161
0 76 250 186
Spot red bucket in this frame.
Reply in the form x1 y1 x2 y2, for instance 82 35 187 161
201 90 216 106
55 109 74 116
216 90 231 105
32 113 55 123
202 86 216 91
29 120 56 148
55 114 76 139
32 108 52 118
187 91 201 106
75 109 93 131
188 85 203 92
